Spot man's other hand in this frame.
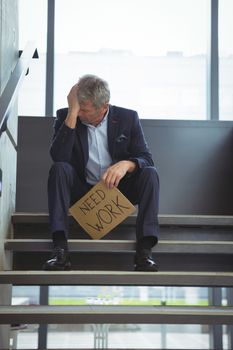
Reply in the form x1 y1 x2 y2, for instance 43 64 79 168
102 160 136 189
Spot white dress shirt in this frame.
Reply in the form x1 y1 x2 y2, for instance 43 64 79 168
83 111 112 185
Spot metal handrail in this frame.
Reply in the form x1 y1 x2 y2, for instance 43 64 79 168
0 41 38 142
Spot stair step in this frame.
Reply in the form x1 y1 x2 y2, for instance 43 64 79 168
5 238 233 254
12 212 233 226
1 270 233 286
1 305 233 324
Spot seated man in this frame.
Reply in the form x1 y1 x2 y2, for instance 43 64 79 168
43 74 160 272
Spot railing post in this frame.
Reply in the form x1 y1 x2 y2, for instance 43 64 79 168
38 285 49 349
226 288 233 349
209 287 223 349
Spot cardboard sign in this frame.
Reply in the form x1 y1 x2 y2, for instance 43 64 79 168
69 181 136 239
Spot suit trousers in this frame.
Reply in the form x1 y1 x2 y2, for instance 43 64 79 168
48 162 160 245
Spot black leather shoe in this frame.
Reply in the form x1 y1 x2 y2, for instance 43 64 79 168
43 247 71 271
134 249 158 272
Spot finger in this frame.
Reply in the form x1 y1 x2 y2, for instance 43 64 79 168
110 173 122 188
105 173 117 189
101 170 109 184
114 177 120 188
106 176 115 189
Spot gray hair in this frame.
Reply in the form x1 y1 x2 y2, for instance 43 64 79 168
77 74 110 109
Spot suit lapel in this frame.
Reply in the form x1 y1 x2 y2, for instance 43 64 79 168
107 105 119 159
76 120 88 166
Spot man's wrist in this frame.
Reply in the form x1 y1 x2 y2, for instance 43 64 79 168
126 160 137 173
65 112 78 129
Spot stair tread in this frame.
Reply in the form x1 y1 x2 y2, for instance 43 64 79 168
5 238 233 253
1 270 233 286
1 305 233 324
12 212 233 226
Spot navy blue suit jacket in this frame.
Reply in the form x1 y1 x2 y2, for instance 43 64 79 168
50 105 154 182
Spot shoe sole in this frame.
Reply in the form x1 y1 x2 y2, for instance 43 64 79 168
134 266 158 272
43 263 72 271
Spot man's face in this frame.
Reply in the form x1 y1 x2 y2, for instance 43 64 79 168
78 100 108 126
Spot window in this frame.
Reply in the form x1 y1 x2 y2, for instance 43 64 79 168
18 0 47 116
219 0 233 120
13 285 224 349
54 0 208 119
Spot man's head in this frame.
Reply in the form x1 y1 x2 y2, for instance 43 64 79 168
77 74 110 108
77 74 110 125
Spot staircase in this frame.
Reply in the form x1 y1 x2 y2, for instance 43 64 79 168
1 213 233 349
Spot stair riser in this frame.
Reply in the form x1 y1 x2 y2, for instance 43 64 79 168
12 223 233 241
12 252 233 272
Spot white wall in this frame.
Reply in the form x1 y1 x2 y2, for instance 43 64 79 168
0 0 19 348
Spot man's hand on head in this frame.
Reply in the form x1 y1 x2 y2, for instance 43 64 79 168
65 84 80 129
102 160 136 189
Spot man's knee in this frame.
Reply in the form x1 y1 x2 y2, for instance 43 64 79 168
141 166 159 183
49 162 74 178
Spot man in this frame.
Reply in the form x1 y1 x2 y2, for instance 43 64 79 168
43 74 160 272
